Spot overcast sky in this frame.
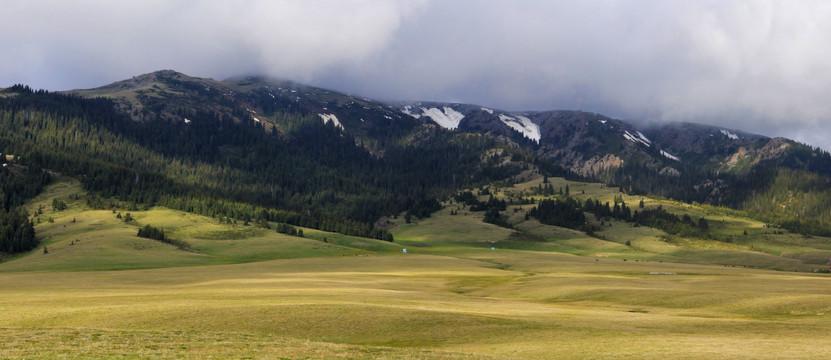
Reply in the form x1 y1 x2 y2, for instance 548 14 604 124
2 0 830 150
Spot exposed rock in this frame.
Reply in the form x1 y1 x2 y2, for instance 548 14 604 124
572 154 624 177
757 137 791 162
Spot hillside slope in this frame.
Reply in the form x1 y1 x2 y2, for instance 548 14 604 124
0 82 521 246
2 69 829 238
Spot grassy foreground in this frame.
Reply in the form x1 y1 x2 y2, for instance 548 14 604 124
3 177 831 358
3 253 831 359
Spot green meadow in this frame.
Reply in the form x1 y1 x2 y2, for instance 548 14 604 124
3 176 831 359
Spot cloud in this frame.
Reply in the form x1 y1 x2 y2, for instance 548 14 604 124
317 1 831 150
1 0 829 150
0 0 426 88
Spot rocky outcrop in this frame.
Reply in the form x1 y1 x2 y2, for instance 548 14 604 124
571 153 624 177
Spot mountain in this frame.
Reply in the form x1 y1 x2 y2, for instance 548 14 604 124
390 93 831 237
67 70 421 153
66 70 820 180
62 70 831 235
1 69 829 246
395 102 822 175
0 75 522 248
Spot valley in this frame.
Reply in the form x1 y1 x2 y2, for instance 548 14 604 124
2 71 831 358
3 173 831 359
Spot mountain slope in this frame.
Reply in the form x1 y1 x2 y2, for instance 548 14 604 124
391 98 831 237
6 69 831 238
68 70 422 153
0 82 522 244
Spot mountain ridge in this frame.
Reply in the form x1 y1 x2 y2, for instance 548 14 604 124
6 68 825 237
64 70 796 169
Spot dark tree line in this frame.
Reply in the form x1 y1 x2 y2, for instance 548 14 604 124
0 209 36 253
528 198 586 230
0 158 51 212
137 224 190 250
483 208 510 228
631 206 710 239
528 196 710 239
0 154 50 254
275 223 304 238
454 191 508 212
137 224 165 241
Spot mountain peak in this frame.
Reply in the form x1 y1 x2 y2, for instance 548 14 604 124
150 69 184 77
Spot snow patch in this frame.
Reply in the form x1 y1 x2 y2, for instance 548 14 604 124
317 113 344 130
636 131 652 146
384 115 392 120
623 130 651 147
481 107 494 114
720 129 739 140
253 117 261 123
660 150 680 162
420 107 465 130
402 106 421 119
498 114 541 143
600 120 607 124
184 118 192 124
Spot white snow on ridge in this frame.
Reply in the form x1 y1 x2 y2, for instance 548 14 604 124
317 113 344 130
720 129 739 140
481 107 494 114
420 107 465 130
599 120 607 124
498 114 541 143
636 131 652 146
497 114 514 122
624 130 651 147
623 130 649 146
660 150 680 162
402 106 421 119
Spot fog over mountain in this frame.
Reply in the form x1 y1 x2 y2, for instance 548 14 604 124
2 0 829 151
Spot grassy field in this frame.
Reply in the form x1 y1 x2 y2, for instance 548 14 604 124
2 179 399 272
3 178 831 358
4 251 831 359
